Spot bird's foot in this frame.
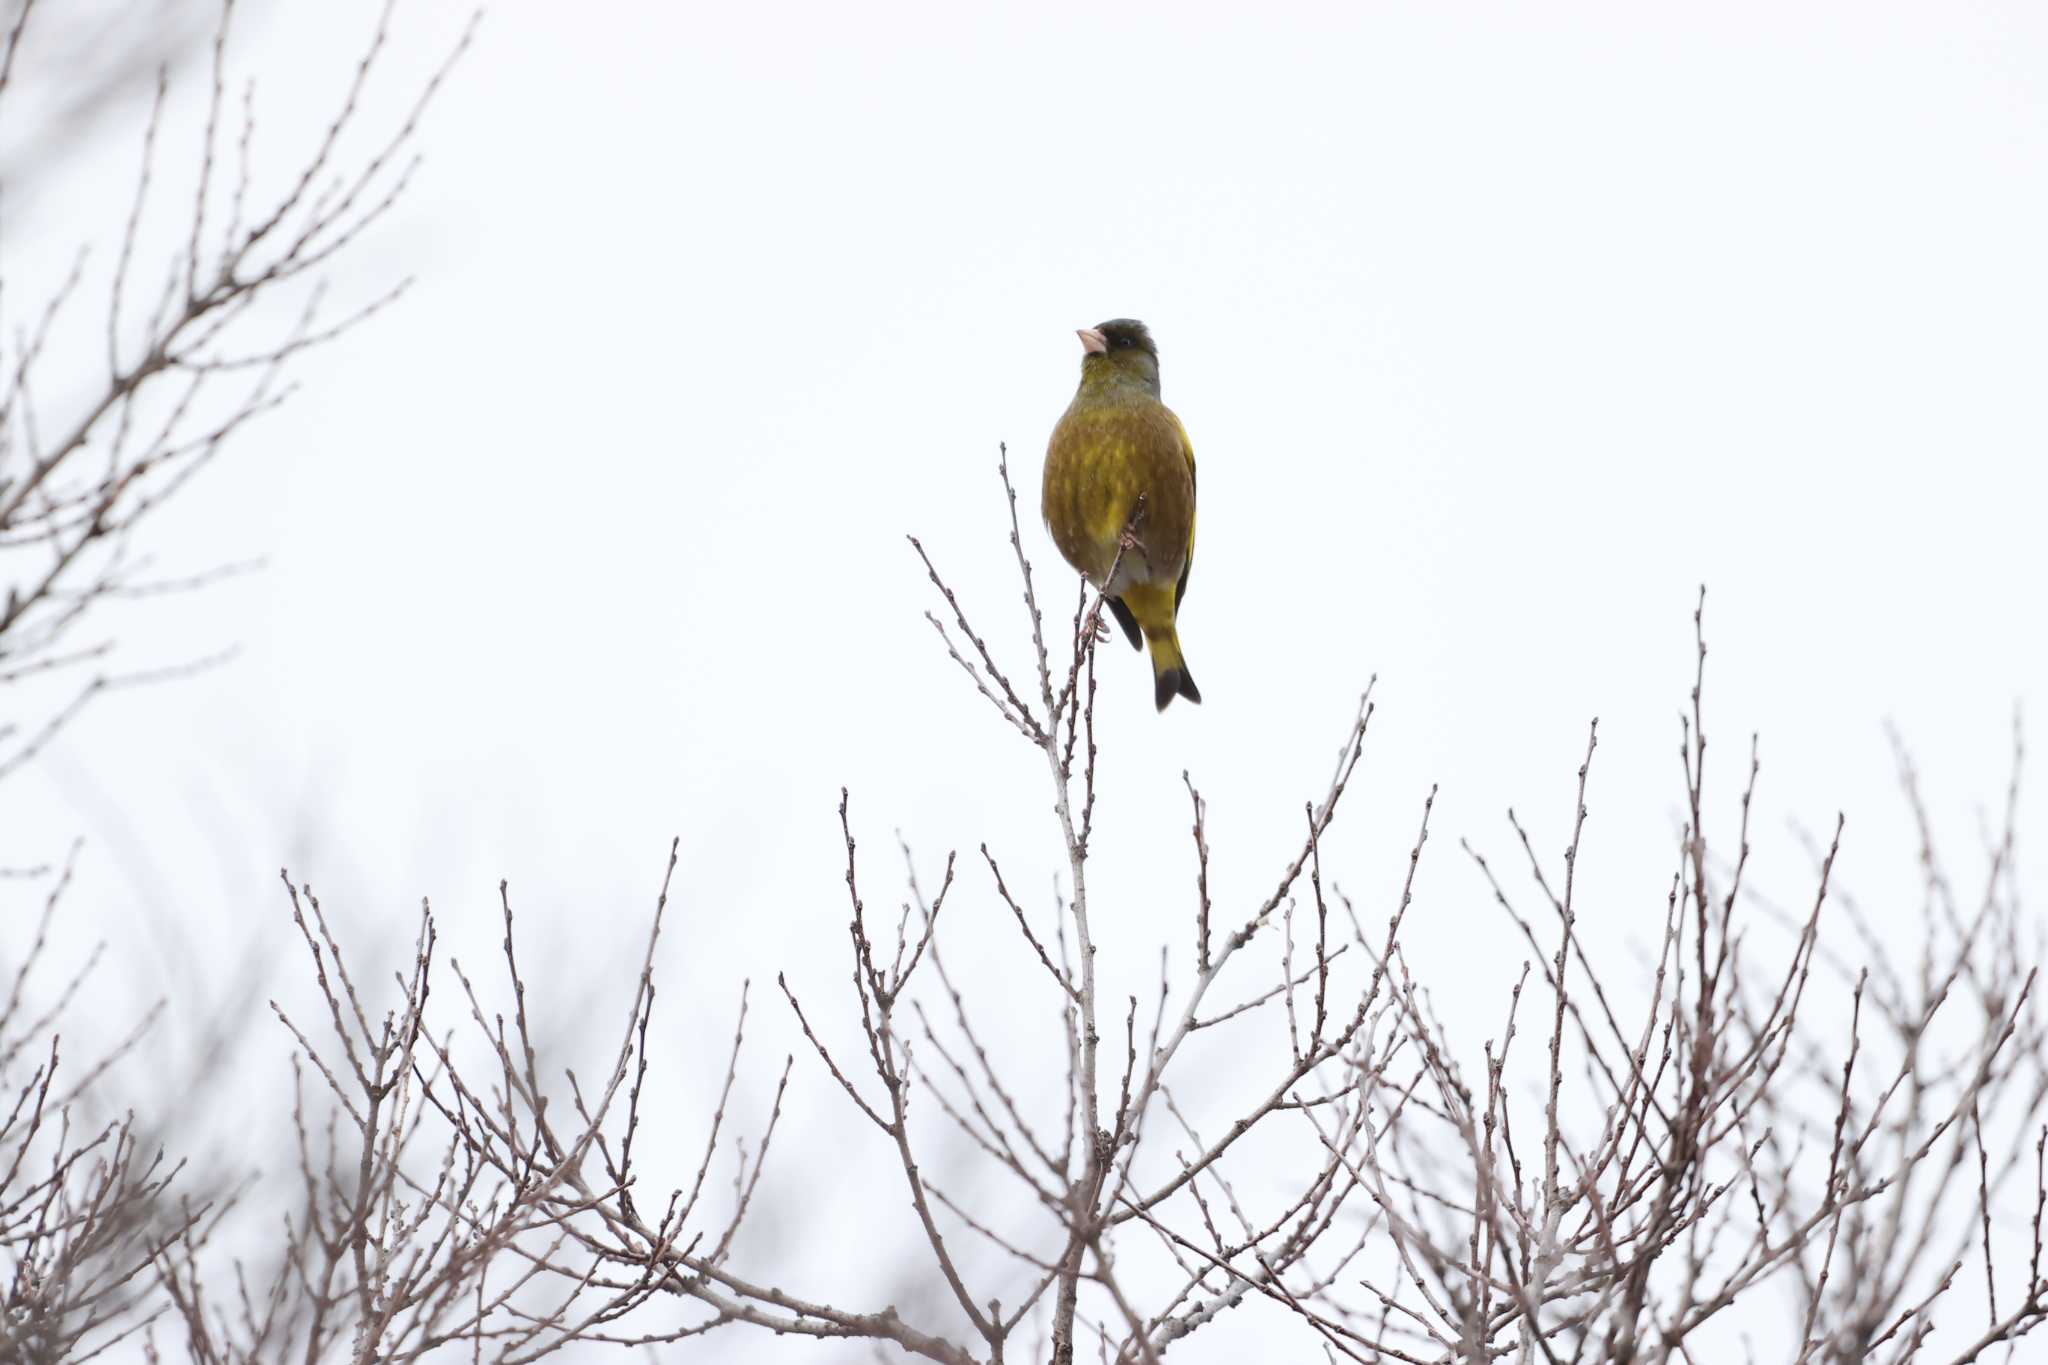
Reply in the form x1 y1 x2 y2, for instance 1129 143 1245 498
1090 613 1113 644
1117 526 1147 554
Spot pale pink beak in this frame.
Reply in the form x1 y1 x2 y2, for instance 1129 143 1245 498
1077 327 1108 356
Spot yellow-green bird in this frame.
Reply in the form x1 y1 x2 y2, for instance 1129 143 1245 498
1043 318 1201 711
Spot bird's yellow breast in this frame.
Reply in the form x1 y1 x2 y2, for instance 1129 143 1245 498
1042 395 1194 592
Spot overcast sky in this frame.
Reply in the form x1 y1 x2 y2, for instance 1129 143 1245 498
8 2 2048 1359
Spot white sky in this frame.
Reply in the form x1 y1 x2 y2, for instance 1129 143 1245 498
7 2 2048 1359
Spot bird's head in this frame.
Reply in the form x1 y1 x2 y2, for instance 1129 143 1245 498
1076 318 1160 394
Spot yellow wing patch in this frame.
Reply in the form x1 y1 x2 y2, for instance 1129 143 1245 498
1168 409 1196 612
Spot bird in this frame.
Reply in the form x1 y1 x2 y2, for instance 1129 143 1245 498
1042 318 1201 711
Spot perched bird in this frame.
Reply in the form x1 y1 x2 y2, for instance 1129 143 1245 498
1042 318 1201 710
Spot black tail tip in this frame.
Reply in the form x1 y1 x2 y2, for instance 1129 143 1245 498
1154 668 1202 712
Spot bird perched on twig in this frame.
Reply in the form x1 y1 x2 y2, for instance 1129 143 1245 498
1042 318 1201 711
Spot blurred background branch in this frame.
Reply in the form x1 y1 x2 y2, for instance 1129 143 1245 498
0 2 476 1359
0 0 223 205
0 0 474 774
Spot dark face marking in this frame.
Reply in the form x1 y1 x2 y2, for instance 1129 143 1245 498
1094 318 1157 361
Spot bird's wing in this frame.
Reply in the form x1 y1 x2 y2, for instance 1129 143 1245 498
1169 408 1196 611
1106 596 1144 651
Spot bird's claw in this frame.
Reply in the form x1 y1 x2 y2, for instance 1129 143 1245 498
1090 614 1113 644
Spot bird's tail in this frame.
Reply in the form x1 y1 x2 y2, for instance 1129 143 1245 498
1146 629 1202 711
1122 583 1201 711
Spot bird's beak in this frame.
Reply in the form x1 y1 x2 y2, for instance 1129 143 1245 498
1077 327 1108 356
